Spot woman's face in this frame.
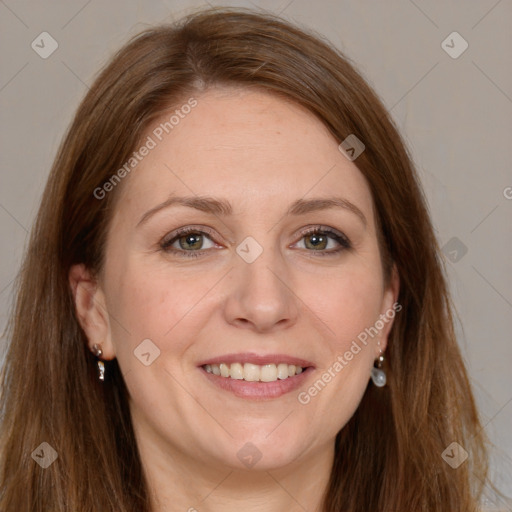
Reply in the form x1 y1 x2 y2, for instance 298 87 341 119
72 86 398 472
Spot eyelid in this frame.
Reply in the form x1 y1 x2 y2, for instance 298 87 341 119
296 225 349 241
161 225 216 243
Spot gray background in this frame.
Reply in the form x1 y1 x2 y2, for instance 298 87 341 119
1 0 511 508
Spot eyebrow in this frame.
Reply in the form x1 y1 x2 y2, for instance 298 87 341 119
136 195 367 228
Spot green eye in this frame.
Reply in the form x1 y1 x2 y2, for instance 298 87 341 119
304 232 329 250
176 233 206 251
160 225 351 259
160 227 217 257
295 227 351 255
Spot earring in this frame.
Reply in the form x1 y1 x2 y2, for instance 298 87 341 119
370 352 386 387
97 361 105 382
92 343 103 358
91 343 105 382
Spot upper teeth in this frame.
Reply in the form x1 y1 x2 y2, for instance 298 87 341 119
203 363 304 382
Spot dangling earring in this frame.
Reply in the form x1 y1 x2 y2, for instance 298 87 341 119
371 351 387 387
92 343 105 382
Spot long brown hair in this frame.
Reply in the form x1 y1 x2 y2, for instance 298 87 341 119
0 6 489 511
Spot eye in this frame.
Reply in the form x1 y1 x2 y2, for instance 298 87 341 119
159 225 351 259
293 226 351 256
160 226 218 257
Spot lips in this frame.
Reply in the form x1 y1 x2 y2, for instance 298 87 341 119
197 352 315 399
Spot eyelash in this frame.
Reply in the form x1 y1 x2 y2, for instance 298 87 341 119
159 225 351 259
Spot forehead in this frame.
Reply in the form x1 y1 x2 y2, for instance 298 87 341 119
111 86 374 224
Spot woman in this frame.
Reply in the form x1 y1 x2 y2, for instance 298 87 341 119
0 6 489 511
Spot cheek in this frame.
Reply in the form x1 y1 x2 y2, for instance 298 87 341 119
312 264 384 349
300 270 382 431
303 259 383 414
103 258 203 361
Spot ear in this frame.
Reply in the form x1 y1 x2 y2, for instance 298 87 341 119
69 263 116 360
376 263 400 356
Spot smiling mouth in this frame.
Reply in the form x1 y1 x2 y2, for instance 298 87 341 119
202 362 306 382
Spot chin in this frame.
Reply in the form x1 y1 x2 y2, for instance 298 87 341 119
209 431 311 472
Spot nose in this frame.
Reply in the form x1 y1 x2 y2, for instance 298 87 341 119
223 243 300 333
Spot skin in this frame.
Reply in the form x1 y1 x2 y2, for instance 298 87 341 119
70 86 399 512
